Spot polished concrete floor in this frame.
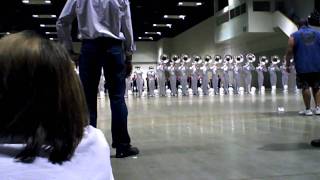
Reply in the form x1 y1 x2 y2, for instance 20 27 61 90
97 91 320 180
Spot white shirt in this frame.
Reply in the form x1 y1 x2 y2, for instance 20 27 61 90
57 0 135 55
0 126 114 180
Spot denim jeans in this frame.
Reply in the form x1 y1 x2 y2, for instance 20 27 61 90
79 38 131 148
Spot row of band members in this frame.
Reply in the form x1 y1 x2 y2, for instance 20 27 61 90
98 54 297 97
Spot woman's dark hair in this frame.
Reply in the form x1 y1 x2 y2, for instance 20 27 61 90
0 31 89 164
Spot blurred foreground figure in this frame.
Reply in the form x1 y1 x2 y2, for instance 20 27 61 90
0 31 114 179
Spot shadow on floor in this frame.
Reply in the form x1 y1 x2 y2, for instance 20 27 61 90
258 143 319 151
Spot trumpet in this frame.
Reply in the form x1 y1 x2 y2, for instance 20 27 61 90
271 55 281 64
204 55 213 64
214 55 223 64
235 54 244 64
160 54 169 64
259 56 269 65
224 55 234 64
246 53 256 63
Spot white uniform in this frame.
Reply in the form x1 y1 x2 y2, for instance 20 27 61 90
168 65 177 96
156 64 167 96
280 64 289 89
243 63 255 93
191 65 200 95
135 70 144 97
256 64 267 92
211 65 220 95
289 64 298 90
147 70 156 96
268 64 280 88
222 63 233 94
178 64 189 96
200 65 210 95
233 64 242 94
125 77 131 97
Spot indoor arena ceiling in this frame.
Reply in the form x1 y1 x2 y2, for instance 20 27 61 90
0 0 214 41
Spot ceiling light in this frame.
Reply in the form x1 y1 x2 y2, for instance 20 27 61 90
153 24 172 28
40 24 56 28
145 32 162 35
45 32 57 35
164 15 186 20
22 0 51 4
178 2 203 7
138 37 154 40
32 14 56 18
49 38 58 41
0 32 10 35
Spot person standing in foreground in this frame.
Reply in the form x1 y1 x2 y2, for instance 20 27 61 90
285 19 320 147
57 0 139 158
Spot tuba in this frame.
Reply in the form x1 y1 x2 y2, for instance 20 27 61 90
160 54 169 64
204 55 213 64
246 53 256 63
193 55 203 65
271 55 281 64
214 55 223 64
259 56 269 65
224 55 234 64
171 54 180 64
235 54 244 64
181 54 191 64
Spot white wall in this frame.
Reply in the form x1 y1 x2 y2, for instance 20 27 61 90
133 42 158 63
170 16 216 56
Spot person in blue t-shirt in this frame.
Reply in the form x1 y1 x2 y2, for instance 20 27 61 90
285 19 320 147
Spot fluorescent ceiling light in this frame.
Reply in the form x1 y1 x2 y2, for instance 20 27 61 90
32 14 56 18
153 24 172 28
164 15 186 20
49 38 58 41
138 37 154 40
45 32 57 35
22 0 51 4
40 24 56 28
145 32 162 35
178 2 203 7
0 32 10 35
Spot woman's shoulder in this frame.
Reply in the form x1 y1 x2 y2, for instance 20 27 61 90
0 126 114 180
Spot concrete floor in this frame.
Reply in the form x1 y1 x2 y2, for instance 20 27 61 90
97 92 320 180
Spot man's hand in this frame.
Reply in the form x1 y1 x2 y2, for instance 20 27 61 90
125 55 133 78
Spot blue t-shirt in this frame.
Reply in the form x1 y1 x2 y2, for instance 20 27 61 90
292 26 320 74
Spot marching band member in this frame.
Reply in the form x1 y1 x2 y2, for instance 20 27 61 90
191 55 202 96
222 55 234 94
233 54 244 94
243 53 256 93
269 56 281 91
211 55 223 95
256 56 268 93
201 55 212 95
178 54 191 96
147 66 156 97
168 55 179 96
280 59 289 91
134 66 144 97
157 54 169 97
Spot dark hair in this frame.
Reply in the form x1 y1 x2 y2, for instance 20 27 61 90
0 31 89 164
297 18 309 29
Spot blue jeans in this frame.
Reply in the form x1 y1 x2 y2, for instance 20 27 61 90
79 38 131 148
